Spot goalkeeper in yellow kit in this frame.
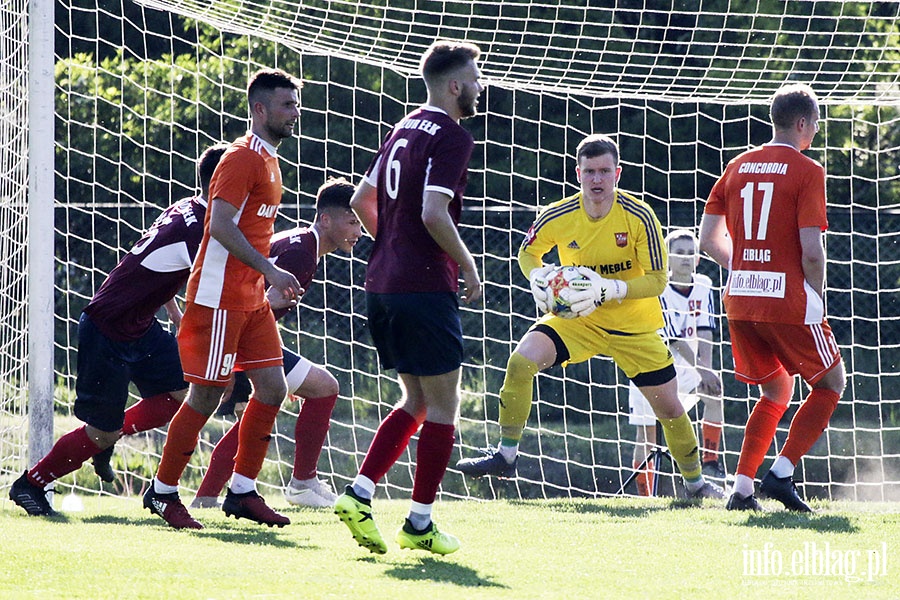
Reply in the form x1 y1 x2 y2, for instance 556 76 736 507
456 134 724 499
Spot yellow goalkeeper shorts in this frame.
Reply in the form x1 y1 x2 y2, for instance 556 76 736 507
535 314 674 379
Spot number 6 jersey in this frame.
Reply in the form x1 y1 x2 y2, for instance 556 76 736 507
704 143 828 325
362 105 474 294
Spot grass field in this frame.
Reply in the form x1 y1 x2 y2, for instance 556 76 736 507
2 493 899 599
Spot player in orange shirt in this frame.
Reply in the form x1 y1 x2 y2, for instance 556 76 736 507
143 68 304 529
700 83 845 512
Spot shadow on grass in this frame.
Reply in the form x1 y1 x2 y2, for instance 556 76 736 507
384 556 508 588
738 512 858 533
509 498 669 519
119 515 309 547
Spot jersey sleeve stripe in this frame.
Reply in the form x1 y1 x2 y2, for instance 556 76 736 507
618 193 665 271
424 183 455 197
530 196 581 235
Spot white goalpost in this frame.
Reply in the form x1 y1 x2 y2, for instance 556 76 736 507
3 0 899 507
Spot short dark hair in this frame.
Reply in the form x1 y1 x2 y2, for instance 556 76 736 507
197 143 229 196
576 134 619 165
770 84 818 130
247 68 301 107
315 177 355 214
420 40 481 86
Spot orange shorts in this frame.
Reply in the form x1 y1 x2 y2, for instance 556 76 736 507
177 303 283 386
728 319 842 386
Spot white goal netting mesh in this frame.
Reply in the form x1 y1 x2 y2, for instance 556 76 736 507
0 0 30 487
2 0 898 505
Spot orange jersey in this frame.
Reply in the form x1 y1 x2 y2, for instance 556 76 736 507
705 143 828 324
187 134 283 310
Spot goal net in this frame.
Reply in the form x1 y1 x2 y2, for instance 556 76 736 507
3 0 899 505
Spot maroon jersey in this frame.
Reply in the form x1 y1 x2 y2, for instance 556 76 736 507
83 197 207 341
268 226 320 320
363 106 474 294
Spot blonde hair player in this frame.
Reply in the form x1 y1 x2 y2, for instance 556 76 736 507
627 229 725 496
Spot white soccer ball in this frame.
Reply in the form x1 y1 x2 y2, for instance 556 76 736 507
546 266 591 319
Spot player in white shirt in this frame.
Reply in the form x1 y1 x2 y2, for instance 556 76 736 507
628 229 725 495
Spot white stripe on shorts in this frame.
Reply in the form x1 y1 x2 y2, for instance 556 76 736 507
809 323 831 368
205 308 228 380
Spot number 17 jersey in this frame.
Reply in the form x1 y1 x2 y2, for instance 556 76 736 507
705 143 828 325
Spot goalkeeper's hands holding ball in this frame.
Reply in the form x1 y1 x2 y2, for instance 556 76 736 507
529 264 556 314
568 266 627 317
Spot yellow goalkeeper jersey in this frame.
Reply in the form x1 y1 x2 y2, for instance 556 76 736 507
520 189 666 334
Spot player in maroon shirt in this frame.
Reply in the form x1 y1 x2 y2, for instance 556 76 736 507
335 40 483 556
187 178 362 509
9 144 227 516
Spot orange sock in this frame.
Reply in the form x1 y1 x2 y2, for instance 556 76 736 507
781 389 840 465
701 421 723 464
634 459 654 496
233 398 280 480
736 397 788 479
157 403 210 486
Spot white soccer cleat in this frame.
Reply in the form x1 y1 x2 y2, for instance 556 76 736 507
284 478 338 508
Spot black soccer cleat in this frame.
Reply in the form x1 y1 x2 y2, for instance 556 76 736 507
92 446 116 483
726 492 765 512
143 486 203 529
455 447 518 478
222 489 290 528
759 471 812 512
9 471 57 516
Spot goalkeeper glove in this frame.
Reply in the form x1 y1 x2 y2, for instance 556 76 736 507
568 266 627 317
528 264 556 315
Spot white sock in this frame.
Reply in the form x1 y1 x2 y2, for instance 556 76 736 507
407 501 432 531
229 472 256 495
498 444 518 463
769 455 795 479
351 474 376 500
733 474 755 498
153 477 178 495
683 477 706 492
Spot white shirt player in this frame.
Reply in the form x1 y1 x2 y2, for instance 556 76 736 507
628 273 716 426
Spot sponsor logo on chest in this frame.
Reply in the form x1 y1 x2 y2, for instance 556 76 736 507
257 204 278 218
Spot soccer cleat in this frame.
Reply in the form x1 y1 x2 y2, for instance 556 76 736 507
334 486 387 554
91 446 116 483
701 460 727 482
726 492 765 512
396 519 460 555
9 472 57 516
285 478 338 508
222 489 290 527
143 486 203 529
759 471 812 512
189 495 222 509
685 479 726 500
455 447 517 478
